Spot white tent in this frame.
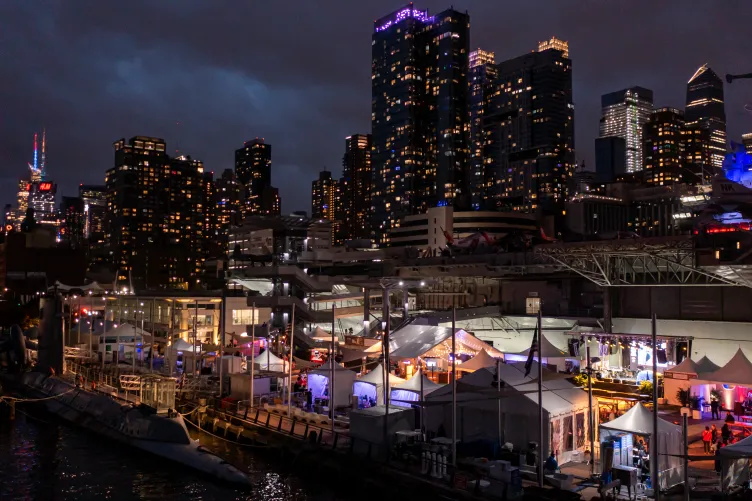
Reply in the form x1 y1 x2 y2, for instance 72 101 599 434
353 364 405 405
308 359 357 408
99 323 152 363
425 362 589 464
252 350 288 373
600 403 683 490
458 349 501 372
390 369 444 408
170 338 200 353
705 349 752 386
388 324 504 359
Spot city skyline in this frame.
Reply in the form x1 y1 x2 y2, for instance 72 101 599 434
2 1 751 214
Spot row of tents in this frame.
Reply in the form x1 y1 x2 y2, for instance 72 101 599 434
664 349 752 406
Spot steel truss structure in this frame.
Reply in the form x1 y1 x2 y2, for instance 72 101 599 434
535 236 752 287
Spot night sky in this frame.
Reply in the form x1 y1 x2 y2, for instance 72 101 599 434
2 1 751 213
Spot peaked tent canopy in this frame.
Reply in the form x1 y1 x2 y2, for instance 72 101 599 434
696 355 721 374
514 333 569 358
106 323 153 341
705 349 752 386
170 338 200 352
253 350 288 372
665 357 701 376
390 369 444 407
720 433 752 458
353 364 405 406
458 349 501 372
601 402 679 436
388 324 504 359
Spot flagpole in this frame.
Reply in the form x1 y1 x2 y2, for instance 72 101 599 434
287 303 295 418
652 313 660 500
452 305 457 469
250 302 255 410
537 307 544 488
587 345 595 477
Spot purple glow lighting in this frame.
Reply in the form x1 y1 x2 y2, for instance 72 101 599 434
375 8 433 32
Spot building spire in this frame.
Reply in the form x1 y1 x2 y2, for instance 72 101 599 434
40 127 46 180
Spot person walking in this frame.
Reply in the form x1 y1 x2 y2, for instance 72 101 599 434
710 399 720 420
711 424 718 444
702 426 713 454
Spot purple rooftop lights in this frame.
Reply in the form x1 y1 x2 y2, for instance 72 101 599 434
374 7 433 33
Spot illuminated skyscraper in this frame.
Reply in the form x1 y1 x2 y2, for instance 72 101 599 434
537 36 569 58
643 107 687 185
743 133 752 154
482 43 574 220
61 196 84 248
468 48 496 209
685 64 726 170
599 87 654 173
106 136 207 289
235 138 279 216
341 134 371 241
211 169 242 256
311 170 337 221
371 4 470 245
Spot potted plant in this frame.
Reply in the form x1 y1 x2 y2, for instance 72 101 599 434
677 388 691 416
689 394 703 420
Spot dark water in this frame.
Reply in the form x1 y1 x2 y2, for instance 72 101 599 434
0 407 341 501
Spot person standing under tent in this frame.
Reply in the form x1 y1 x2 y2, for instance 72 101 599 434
710 398 720 420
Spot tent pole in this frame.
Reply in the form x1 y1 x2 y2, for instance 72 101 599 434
452 305 457 468
652 313 660 500
288 303 295 418
683 413 689 501
382 288 390 457
537 307 544 488
587 345 595 477
250 302 256 411
218 291 225 398
150 298 155 373
420 360 425 436
331 304 336 435
497 357 502 446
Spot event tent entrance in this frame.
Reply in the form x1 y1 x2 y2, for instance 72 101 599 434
308 359 356 408
600 403 683 490
352 364 405 406
390 369 443 408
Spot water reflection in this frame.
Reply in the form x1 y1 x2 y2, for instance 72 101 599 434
0 409 338 500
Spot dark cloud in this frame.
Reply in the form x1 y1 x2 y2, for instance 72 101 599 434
1 1 750 213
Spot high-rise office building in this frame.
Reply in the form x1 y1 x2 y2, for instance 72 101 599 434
482 42 575 219
595 137 627 183
311 170 337 221
235 138 276 216
341 134 372 242
79 185 106 243
260 186 281 216
371 4 470 245
685 64 726 170
743 133 752 154
599 87 654 173
212 169 242 255
643 107 686 185
537 36 569 58
105 136 207 290
468 48 496 209
61 196 84 248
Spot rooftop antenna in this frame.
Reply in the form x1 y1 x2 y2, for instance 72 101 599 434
174 121 182 157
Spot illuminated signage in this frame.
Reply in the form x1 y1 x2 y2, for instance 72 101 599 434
38 182 53 191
